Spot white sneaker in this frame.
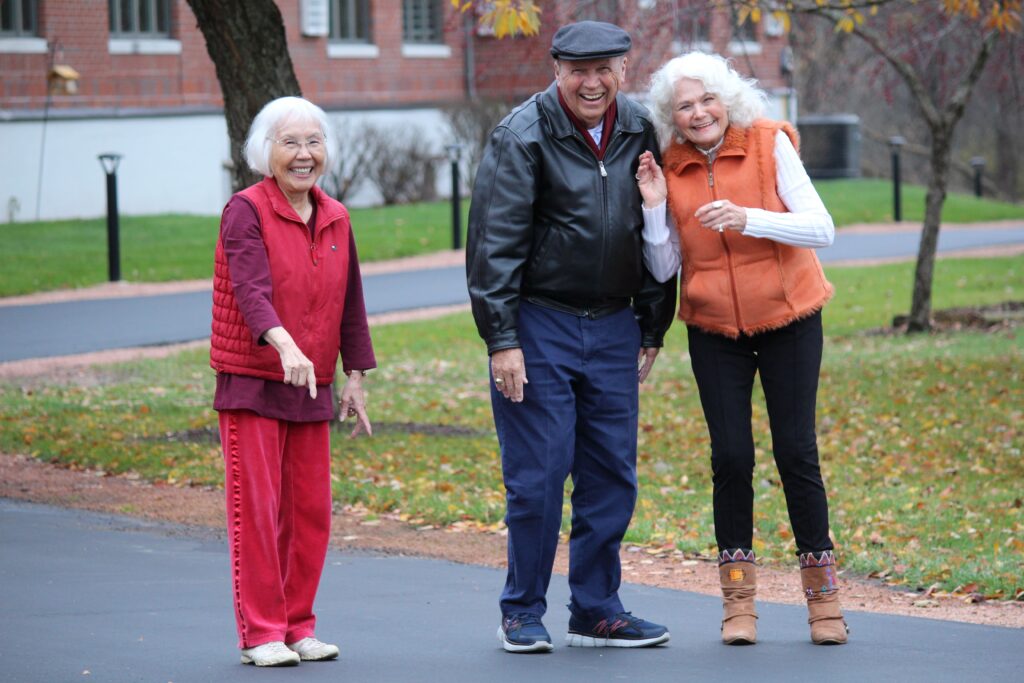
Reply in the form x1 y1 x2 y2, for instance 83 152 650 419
240 640 301 666
287 637 340 661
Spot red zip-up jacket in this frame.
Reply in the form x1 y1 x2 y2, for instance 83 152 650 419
211 177 351 384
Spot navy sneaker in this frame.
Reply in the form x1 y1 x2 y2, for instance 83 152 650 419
497 613 554 653
566 611 670 648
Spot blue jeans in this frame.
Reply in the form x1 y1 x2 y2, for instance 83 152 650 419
493 301 641 620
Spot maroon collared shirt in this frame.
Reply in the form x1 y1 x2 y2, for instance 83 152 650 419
213 195 376 422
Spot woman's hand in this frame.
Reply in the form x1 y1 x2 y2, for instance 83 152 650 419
338 371 372 438
262 326 317 399
695 199 747 234
636 151 667 209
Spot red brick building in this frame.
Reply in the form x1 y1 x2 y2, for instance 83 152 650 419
1 1 789 219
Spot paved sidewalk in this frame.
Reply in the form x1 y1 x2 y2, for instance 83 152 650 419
1 499 1020 683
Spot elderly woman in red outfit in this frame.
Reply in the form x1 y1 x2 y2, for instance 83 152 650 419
210 96 375 667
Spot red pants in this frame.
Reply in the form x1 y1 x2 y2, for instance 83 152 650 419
219 410 332 648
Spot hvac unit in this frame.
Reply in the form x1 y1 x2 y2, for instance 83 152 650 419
796 114 862 179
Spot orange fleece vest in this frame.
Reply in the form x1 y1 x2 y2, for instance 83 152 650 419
210 177 351 384
663 119 833 338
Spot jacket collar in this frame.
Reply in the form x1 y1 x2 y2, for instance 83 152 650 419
259 177 347 228
664 124 748 175
538 81 644 141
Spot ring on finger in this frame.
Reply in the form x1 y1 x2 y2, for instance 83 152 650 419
494 377 505 385
711 200 724 210
715 223 724 232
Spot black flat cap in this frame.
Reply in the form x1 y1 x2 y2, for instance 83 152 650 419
550 20 631 60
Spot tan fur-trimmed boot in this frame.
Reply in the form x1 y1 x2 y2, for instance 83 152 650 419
718 549 757 645
800 550 848 645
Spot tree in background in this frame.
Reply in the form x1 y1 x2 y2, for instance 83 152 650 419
730 0 1020 332
185 0 302 191
185 1 539 192
450 0 541 37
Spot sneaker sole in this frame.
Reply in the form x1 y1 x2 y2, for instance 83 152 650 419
292 650 339 661
240 654 300 666
565 631 671 648
497 626 554 653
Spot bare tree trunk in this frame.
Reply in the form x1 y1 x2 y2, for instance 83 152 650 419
185 0 302 191
906 126 953 333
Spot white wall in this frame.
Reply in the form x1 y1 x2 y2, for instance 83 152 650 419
0 107 457 223
0 114 232 222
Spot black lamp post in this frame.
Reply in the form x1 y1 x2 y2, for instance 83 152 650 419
446 144 463 250
98 153 123 282
969 157 985 198
888 136 905 222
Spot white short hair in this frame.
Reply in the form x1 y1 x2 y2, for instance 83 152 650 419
244 96 333 177
648 52 767 150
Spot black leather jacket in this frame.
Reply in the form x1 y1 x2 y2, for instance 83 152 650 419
466 82 677 354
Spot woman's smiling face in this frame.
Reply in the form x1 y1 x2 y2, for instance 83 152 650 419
269 117 326 199
672 77 729 149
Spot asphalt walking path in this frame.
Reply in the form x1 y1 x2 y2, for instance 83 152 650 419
2 499 1020 683
1 222 1023 362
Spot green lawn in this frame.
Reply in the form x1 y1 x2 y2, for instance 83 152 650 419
816 178 1024 226
1 179 1021 297
0 202 469 297
1 255 1021 597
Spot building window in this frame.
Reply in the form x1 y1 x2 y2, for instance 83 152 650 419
677 9 710 46
330 0 370 42
731 15 758 44
571 0 618 23
109 0 171 37
402 0 442 44
1 0 39 36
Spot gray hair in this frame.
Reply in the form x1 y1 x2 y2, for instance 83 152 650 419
243 96 333 177
648 52 767 150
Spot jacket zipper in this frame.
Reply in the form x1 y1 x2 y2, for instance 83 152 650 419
574 127 617 313
708 159 743 331
598 158 609 304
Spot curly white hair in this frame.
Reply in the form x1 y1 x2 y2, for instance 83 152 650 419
648 51 767 150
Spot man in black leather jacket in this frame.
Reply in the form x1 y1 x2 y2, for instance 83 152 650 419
466 21 677 654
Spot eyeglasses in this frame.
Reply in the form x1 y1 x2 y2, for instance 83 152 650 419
270 137 325 153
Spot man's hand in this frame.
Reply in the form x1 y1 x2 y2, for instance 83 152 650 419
491 348 528 403
638 347 660 384
263 326 317 399
338 371 372 438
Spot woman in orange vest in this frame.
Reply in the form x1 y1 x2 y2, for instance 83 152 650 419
636 52 847 646
211 97 376 666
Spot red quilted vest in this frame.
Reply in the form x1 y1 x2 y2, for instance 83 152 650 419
663 120 833 338
210 177 351 384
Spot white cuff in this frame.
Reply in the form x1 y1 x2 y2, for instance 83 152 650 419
642 200 671 244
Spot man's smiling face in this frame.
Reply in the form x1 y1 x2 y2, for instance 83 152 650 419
554 56 627 128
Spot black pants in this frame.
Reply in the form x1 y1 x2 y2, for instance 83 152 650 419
688 312 833 556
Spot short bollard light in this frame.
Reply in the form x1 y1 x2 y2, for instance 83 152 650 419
888 136 905 222
446 144 464 250
970 157 985 198
98 153 123 282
